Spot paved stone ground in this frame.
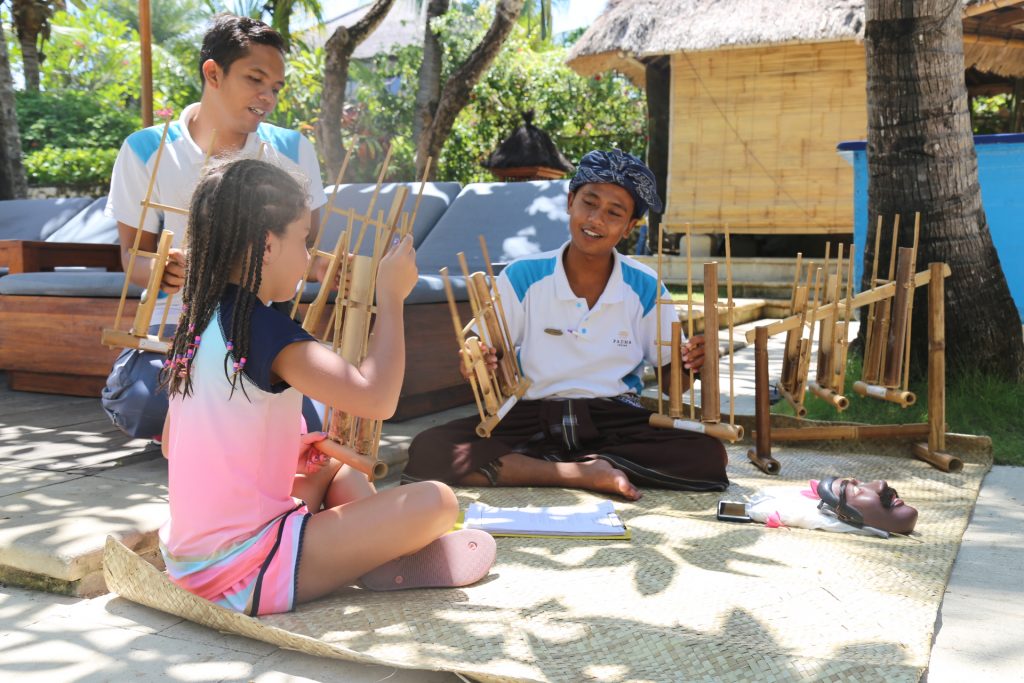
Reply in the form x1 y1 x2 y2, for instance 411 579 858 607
1 319 1022 681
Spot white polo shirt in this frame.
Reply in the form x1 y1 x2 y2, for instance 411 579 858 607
497 241 678 400
106 103 327 326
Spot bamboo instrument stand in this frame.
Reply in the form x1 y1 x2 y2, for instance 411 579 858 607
101 119 187 354
746 213 960 474
291 149 432 481
441 237 531 438
101 124 233 354
649 224 743 443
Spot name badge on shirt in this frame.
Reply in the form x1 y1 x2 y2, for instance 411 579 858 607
544 328 564 336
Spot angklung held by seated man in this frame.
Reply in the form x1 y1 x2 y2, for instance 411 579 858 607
402 149 730 501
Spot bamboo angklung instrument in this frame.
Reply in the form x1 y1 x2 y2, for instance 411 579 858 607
291 148 419 481
649 225 742 442
441 239 531 438
808 243 851 410
101 119 184 354
744 234 955 474
102 125 226 353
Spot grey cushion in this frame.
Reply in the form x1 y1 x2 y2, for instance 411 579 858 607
0 197 93 241
316 182 461 255
0 271 142 297
45 196 119 244
416 180 571 274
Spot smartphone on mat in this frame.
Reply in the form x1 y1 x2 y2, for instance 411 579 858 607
716 500 752 523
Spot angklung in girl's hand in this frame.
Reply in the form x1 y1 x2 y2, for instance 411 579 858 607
298 431 330 474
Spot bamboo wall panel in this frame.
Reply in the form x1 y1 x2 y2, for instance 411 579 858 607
667 41 868 234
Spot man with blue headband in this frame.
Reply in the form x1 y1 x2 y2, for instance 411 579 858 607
404 150 729 500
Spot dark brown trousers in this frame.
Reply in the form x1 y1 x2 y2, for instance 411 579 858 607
404 398 729 492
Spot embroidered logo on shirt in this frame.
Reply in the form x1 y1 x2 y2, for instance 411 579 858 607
612 330 632 347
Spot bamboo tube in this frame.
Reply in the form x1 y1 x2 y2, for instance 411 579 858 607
807 381 850 410
781 281 809 392
725 227 735 426
883 247 915 387
816 268 839 386
852 381 916 407
312 436 387 480
114 120 171 331
912 442 963 473
871 215 901 381
685 223 695 419
927 262 947 454
834 249 855 398
291 145 354 318
747 326 781 474
789 252 803 315
656 221 665 417
767 423 931 442
470 272 516 394
129 230 174 336
466 337 500 415
669 322 683 417
793 267 823 410
649 413 743 442
701 262 720 423
478 235 522 380
777 382 808 417
902 213 921 391
475 376 532 438
441 267 486 424
863 216 884 370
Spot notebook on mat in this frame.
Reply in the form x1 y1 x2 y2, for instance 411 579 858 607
462 500 630 540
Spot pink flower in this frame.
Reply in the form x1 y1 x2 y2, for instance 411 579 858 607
157 107 174 120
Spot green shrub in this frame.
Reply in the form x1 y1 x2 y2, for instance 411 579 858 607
23 146 119 189
16 91 140 152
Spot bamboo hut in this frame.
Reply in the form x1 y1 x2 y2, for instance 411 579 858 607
567 0 1024 242
482 110 575 181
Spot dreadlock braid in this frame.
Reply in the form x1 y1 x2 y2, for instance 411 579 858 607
162 158 307 399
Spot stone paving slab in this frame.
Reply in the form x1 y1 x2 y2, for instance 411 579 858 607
0 588 458 682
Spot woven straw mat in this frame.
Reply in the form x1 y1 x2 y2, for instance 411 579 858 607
104 442 990 683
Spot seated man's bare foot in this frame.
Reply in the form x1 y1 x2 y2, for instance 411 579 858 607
575 458 641 501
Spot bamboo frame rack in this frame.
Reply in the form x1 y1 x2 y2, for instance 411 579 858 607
649 223 743 443
746 213 960 475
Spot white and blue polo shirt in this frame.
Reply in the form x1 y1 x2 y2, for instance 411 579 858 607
106 103 327 326
496 241 678 400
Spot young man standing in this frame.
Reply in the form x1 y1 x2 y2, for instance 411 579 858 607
403 150 729 500
102 14 327 439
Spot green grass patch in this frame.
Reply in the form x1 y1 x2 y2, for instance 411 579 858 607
773 352 1024 466
666 284 704 303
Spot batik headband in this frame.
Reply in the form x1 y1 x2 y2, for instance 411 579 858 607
569 149 663 218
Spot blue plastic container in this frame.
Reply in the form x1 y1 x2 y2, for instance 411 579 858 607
838 134 1024 317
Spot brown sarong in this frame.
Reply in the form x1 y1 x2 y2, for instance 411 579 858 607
404 398 729 492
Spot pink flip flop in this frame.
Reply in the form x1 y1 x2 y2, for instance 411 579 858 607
359 529 496 591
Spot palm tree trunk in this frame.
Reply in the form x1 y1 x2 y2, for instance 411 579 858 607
317 0 397 179
412 0 449 145
415 0 525 179
864 0 1024 379
0 22 28 199
18 32 40 92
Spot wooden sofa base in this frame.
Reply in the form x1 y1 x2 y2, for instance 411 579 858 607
0 295 476 418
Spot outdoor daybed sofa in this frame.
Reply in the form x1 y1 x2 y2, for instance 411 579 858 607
0 181 572 419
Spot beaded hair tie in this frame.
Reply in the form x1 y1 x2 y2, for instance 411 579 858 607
226 340 247 379
165 323 200 378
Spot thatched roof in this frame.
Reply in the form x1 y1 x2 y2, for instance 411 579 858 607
482 111 574 174
568 0 1024 82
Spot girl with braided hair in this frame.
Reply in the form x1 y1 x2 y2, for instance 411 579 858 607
158 158 495 616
